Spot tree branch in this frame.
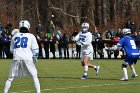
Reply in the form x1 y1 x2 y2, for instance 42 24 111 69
50 4 96 28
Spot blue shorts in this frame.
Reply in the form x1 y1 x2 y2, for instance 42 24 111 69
125 54 139 64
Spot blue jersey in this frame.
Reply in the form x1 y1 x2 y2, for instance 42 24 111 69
117 36 139 64
117 36 139 56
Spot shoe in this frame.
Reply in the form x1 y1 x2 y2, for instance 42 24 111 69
120 77 128 81
95 66 100 75
132 74 138 78
81 75 88 79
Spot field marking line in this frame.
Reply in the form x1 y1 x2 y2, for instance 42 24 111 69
11 81 140 93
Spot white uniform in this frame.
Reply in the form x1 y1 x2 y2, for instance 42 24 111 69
3 20 40 93
74 32 93 61
9 32 39 78
11 32 38 61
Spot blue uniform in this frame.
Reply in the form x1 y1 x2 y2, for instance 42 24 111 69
117 36 139 64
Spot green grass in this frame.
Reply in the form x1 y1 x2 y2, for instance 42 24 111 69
0 59 140 93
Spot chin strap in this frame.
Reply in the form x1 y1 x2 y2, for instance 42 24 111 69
82 28 88 33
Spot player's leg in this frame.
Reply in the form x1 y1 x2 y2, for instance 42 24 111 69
81 56 90 79
3 61 17 93
129 55 138 78
88 63 100 75
3 77 14 93
129 64 138 78
87 52 100 75
25 60 40 93
129 56 138 78
30 67 40 93
32 75 40 93
120 61 128 81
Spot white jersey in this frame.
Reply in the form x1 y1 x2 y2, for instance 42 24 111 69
10 32 39 61
75 32 93 60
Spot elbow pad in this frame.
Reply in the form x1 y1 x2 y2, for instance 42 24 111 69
33 48 39 57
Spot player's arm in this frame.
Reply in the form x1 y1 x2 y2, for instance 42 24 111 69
10 37 14 53
71 33 82 46
31 35 39 63
109 39 123 51
72 33 80 42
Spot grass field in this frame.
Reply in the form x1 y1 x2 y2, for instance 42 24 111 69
0 59 140 93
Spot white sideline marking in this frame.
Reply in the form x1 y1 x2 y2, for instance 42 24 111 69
11 82 140 93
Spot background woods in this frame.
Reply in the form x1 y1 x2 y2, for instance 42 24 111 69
0 0 140 36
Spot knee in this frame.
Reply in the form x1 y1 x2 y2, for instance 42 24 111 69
121 64 127 68
81 62 85 66
8 77 14 81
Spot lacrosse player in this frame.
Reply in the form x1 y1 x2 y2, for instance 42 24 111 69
110 28 139 81
3 20 40 93
72 22 100 79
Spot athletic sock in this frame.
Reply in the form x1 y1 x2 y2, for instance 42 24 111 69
3 80 11 93
33 77 41 93
132 68 137 75
122 68 128 79
84 65 88 72
84 73 87 76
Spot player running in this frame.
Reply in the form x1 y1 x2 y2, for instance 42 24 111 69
110 28 139 81
3 20 41 93
72 22 100 79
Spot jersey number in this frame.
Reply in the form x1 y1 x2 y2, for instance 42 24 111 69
80 37 85 42
14 37 28 48
130 40 136 49
79 35 86 42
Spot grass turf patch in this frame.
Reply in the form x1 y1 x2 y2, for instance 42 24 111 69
0 59 140 93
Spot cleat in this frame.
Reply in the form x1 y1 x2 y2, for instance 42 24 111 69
81 75 88 79
120 77 128 81
132 74 138 78
95 66 100 75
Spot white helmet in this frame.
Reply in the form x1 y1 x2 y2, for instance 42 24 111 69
122 28 131 35
81 22 89 29
81 22 89 33
19 20 30 30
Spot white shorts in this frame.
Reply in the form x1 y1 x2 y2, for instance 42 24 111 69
8 60 37 78
81 50 93 61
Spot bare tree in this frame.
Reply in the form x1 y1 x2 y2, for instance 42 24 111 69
0 0 140 34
